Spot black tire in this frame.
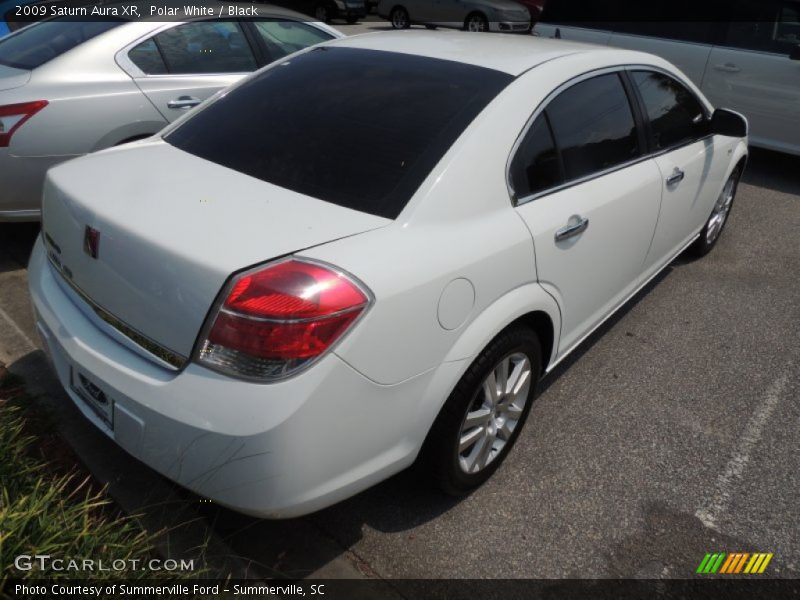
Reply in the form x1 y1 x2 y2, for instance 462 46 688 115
423 326 541 495
464 12 489 32
314 3 331 23
346 15 359 23
425 24 437 30
390 6 410 29
688 165 743 258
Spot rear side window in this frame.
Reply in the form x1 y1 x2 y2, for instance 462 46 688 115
128 38 167 75
0 20 122 70
252 20 334 62
166 47 512 219
151 21 257 74
510 114 563 199
631 71 707 150
545 74 640 181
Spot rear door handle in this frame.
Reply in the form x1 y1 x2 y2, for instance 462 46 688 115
666 168 685 186
555 216 589 242
167 96 202 109
714 63 741 73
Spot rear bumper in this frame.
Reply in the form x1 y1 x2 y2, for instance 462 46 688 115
0 151 76 221
28 238 442 517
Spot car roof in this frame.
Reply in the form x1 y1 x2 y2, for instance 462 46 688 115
330 31 636 76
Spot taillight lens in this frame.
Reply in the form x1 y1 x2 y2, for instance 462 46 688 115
0 101 48 148
198 259 371 381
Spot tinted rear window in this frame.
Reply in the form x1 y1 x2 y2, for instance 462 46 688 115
165 47 513 219
0 20 122 70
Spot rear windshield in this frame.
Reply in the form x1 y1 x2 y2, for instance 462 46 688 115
165 47 513 219
0 20 122 70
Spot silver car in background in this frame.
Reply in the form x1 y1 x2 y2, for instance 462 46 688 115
0 5 341 221
378 0 531 32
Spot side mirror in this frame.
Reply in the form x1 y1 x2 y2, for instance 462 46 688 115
790 44 800 61
710 108 748 138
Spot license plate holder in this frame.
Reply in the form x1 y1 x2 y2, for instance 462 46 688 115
70 368 114 429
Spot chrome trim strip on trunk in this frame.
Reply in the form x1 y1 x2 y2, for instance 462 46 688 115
45 249 187 371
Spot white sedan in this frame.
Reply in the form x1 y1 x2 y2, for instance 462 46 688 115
28 32 748 518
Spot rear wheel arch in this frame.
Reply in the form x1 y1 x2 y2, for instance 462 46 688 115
441 284 560 374
512 311 555 375
420 322 543 494
412 289 558 470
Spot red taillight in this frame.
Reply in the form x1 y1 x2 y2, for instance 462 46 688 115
198 259 371 380
0 101 48 148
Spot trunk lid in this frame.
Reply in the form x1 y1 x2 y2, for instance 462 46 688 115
42 140 390 365
0 65 31 91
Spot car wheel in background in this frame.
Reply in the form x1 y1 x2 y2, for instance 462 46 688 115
464 12 489 32
689 166 742 257
390 6 410 29
425 24 437 29
424 327 541 495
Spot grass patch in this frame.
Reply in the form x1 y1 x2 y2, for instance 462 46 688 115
0 367 188 586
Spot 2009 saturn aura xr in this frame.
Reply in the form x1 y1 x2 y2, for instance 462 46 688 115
29 32 748 517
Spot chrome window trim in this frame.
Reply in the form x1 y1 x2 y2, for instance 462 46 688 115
506 64 714 207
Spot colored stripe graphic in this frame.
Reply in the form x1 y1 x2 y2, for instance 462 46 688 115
733 553 749 573
719 553 736 574
758 553 773 573
697 553 713 574
699 553 774 574
697 553 727 574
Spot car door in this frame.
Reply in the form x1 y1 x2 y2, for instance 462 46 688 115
702 0 800 155
512 72 663 355
607 22 717 84
409 0 440 23
629 69 729 271
123 20 259 123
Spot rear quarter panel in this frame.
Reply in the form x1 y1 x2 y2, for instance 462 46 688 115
8 24 167 157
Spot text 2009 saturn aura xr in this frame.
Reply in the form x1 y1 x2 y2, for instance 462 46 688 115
29 32 748 517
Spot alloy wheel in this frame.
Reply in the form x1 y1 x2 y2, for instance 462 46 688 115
391 8 409 28
457 352 532 474
706 176 736 245
466 15 488 32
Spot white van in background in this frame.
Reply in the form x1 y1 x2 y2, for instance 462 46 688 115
535 0 800 156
